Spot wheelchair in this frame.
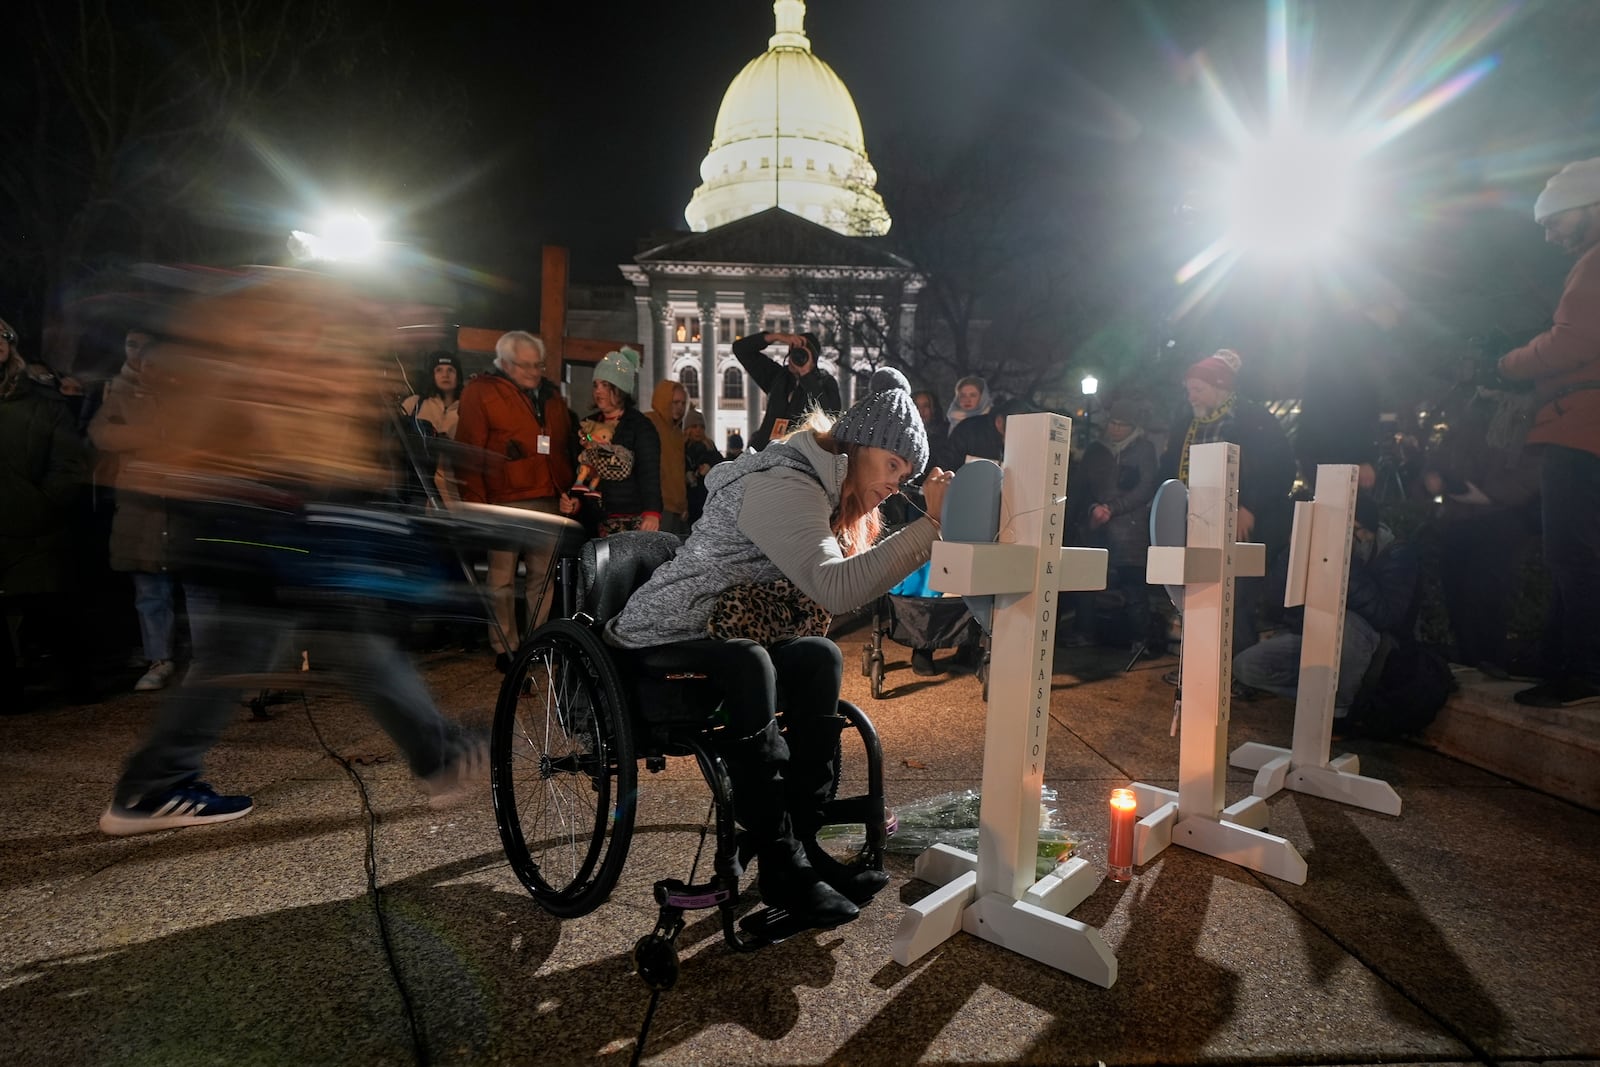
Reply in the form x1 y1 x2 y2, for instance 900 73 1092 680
488 531 893 987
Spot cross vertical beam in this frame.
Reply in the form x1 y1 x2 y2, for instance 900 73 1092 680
1133 442 1308 884
1229 464 1402 815
891 413 1116 986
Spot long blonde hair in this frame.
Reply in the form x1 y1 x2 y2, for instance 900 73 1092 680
781 410 883 557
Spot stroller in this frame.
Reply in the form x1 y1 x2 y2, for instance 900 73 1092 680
860 562 989 699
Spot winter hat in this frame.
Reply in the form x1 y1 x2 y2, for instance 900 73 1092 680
866 366 911 395
594 345 640 397
428 350 461 374
1533 157 1600 223
831 377 929 477
684 409 706 429
1107 399 1141 425
1185 348 1242 392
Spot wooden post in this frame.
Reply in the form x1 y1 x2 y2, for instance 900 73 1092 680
1131 442 1308 885
1229 464 1402 816
891 413 1119 987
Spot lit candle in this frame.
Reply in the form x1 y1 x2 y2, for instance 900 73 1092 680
1108 788 1137 882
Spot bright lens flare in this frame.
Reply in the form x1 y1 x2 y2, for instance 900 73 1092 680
290 211 383 262
1224 133 1361 258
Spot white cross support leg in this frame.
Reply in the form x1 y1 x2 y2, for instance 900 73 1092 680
1132 442 1308 885
1229 465 1402 816
890 413 1119 987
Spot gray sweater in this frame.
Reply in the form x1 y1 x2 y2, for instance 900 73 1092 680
607 430 937 648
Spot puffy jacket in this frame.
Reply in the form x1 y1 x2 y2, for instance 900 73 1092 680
455 373 575 504
581 406 661 518
1499 241 1600 458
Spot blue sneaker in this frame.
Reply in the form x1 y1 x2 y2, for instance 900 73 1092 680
99 779 254 836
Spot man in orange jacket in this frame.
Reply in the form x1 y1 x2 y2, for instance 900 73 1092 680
1498 157 1600 708
455 331 577 672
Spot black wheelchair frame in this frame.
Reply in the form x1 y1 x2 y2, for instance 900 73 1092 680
487 532 893 987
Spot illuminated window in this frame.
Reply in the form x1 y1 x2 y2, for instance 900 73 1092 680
760 157 770 169
722 367 744 400
678 366 699 400
806 159 816 171
690 317 702 343
674 316 687 343
783 156 792 168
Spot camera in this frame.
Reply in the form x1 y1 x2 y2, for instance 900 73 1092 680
787 332 821 367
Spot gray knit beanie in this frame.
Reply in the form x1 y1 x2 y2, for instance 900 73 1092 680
832 372 929 476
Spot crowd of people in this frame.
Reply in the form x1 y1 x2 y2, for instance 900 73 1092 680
1 157 1597 930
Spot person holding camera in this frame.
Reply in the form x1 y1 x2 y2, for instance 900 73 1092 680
732 330 843 452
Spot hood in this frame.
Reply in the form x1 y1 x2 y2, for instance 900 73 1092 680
650 380 680 423
702 429 845 508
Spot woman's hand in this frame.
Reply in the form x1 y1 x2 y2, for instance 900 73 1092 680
558 494 580 515
921 467 954 527
640 514 660 532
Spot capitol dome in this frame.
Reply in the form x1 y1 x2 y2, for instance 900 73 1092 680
685 0 891 236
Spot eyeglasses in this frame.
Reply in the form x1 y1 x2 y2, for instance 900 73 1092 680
0 329 16 344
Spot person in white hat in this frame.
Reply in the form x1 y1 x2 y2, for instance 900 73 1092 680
1496 158 1600 708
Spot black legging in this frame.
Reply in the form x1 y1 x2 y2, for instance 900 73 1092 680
640 635 843 739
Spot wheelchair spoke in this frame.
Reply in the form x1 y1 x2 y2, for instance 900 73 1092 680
491 619 636 918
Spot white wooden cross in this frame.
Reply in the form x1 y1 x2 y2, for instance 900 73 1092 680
890 412 1119 987
1228 464 1402 816
1130 441 1309 884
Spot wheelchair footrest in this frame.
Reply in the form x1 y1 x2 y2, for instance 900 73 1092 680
738 904 835 945
654 877 736 911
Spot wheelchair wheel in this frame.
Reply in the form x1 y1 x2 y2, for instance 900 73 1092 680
491 618 637 919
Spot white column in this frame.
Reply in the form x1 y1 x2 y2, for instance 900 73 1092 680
699 298 719 436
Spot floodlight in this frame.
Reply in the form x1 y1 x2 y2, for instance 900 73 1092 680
288 210 384 263
1221 133 1362 259
1081 374 1099 396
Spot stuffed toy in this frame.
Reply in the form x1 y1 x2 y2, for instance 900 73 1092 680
573 418 634 497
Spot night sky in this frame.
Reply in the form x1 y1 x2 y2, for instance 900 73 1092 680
6 0 1599 366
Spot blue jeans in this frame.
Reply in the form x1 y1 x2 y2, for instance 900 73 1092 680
1233 610 1381 716
131 572 176 662
114 583 469 805
1539 445 1600 684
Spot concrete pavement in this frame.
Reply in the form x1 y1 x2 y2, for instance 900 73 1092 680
2 624 1596 1066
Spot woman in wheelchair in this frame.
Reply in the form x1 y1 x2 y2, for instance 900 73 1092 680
605 369 952 930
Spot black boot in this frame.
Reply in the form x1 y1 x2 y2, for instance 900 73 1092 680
725 722 858 929
784 712 889 906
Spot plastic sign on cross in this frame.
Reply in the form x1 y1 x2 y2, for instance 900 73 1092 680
891 412 1119 987
1129 441 1309 885
1228 464 1402 815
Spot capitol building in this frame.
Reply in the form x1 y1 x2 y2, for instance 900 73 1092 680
617 0 924 449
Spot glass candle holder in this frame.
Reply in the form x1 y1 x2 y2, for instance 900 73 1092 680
1108 787 1137 882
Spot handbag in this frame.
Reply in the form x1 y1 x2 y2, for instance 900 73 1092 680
582 443 635 481
706 578 832 645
